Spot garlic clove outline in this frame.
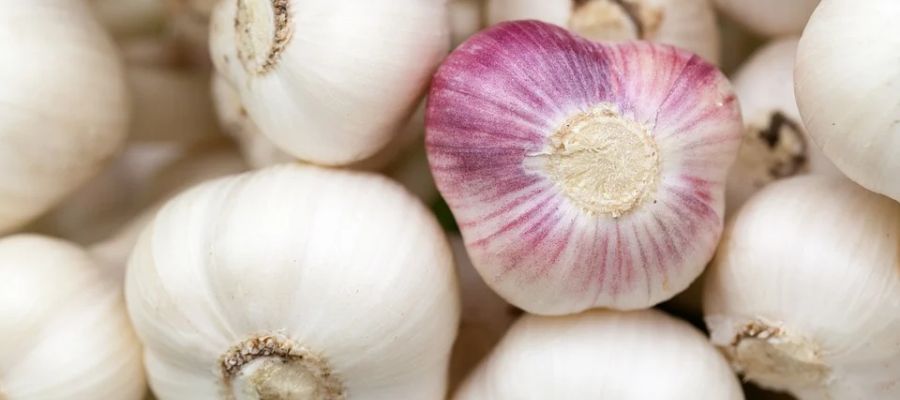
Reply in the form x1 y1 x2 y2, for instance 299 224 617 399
487 0 720 64
0 235 146 400
725 37 841 216
794 0 900 202
125 164 460 399
427 20 742 315
704 175 900 399
454 309 744 399
0 0 130 234
209 0 450 165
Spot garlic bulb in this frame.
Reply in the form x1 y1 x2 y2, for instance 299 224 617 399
726 37 840 215
795 0 900 202
0 0 129 234
126 164 459 399
448 235 517 389
90 142 247 281
427 21 742 314
704 176 900 399
128 64 219 143
210 0 449 165
714 0 819 37
487 0 720 63
455 309 743 399
0 235 145 399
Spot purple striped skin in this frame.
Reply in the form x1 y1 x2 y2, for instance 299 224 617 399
426 21 742 315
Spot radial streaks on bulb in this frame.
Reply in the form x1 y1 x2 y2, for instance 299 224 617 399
427 21 741 314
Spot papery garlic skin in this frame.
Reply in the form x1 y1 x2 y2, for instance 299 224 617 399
126 164 459 399
794 0 900 202
487 0 720 63
704 176 900 399
0 0 129 234
455 309 743 399
0 235 145 400
726 37 840 215
714 0 819 37
427 21 742 314
210 0 449 165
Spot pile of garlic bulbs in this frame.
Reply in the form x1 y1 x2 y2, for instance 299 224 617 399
0 1 897 399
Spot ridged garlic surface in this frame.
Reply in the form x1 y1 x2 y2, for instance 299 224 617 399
0 235 145 399
795 0 900 202
487 0 720 63
704 176 900 399
126 164 460 399
0 0 129 234
714 0 819 37
455 309 744 399
427 21 742 314
726 37 840 215
210 0 449 165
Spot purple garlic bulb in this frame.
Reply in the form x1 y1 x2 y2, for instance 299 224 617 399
426 21 742 315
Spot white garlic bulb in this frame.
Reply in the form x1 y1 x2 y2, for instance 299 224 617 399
210 0 449 165
455 309 744 399
714 0 819 37
448 235 517 389
0 0 130 234
794 0 900 202
704 176 900 399
726 37 840 215
89 142 247 281
0 235 145 399
487 0 720 63
126 164 460 399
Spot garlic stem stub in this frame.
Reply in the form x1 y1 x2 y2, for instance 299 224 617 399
794 0 900 202
427 21 742 315
0 0 130 234
713 0 819 37
210 0 449 165
0 235 146 400
125 164 460 399
725 37 840 215
455 309 744 399
704 176 900 399
487 0 720 64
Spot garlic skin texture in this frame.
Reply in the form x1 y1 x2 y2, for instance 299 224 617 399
126 164 460 399
726 37 840 215
0 235 145 399
455 309 743 399
210 0 449 165
487 0 720 63
714 0 819 37
795 0 900 202
0 0 129 234
704 176 900 399
427 21 742 314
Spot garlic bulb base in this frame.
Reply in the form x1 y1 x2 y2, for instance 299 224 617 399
526 103 659 218
729 320 829 391
235 0 291 75
222 334 344 400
